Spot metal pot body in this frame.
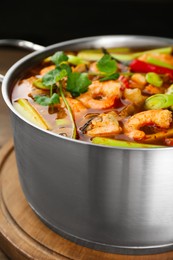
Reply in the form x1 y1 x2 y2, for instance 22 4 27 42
2 35 173 254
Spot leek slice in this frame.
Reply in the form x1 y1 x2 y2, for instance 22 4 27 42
145 94 173 109
14 98 50 130
92 137 165 148
145 72 163 87
78 47 172 62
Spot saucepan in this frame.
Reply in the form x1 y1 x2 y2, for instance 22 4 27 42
1 35 173 255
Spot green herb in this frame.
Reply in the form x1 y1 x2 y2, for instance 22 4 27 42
34 93 60 106
42 68 67 87
33 78 51 90
96 54 117 75
51 51 68 66
60 63 72 75
42 68 60 86
100 72 120 82
67 72 91 97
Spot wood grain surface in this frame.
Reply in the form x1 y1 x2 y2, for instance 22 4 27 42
1 140 173 260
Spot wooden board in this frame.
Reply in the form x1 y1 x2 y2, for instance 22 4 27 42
1 140 173 260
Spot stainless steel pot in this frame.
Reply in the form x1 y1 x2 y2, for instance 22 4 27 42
2 35 173 255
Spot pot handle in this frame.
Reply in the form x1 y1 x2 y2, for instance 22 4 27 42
0 39 44 83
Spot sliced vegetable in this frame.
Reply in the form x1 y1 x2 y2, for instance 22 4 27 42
145 72 163 87
59 83 77 139
78 47 172 62
92 137 165 148
67 55 88 65
14 98 50 130
145 94 173 109
130 59 173 76
33 78 51 90
56 118 70 126
166 84 173 94
146 57 173 70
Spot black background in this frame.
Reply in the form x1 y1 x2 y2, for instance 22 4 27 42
0 0 173 46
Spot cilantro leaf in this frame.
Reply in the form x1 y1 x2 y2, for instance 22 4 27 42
42 68 67 87
42 68 60 86
55 69 67 82
51 51 68 66
100 72 120 82
34 93 60 106
97 54 117 75
59 63 72 75
67 72 91 97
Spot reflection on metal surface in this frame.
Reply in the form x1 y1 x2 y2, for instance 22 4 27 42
0 39 44 51
0 74 4 83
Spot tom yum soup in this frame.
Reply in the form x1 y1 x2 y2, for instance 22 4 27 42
12 46 173 148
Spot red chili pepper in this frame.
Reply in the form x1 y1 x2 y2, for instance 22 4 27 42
130 59 173 76
118 75 130 90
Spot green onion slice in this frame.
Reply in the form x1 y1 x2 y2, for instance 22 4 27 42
145 94 173 109
145 72 163 87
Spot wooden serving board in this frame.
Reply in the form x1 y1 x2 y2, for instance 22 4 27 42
1 140 173 260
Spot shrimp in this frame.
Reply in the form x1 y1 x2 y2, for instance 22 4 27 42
78 80 122 109
124 109 172 140
66 97 87 114
84 111 122 137
130 73 147 89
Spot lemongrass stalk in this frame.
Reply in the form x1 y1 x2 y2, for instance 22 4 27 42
14 98 50 130
59 83 77 139
92 137 165 148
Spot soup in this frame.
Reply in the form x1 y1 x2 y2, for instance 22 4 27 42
12 46 173 148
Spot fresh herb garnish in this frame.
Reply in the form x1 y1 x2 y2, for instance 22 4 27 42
51 51 68 66
42 68 67 87
34 51 91 139
34 93 60 106
67 72 91 97
100 72 120 82
96 54 117 75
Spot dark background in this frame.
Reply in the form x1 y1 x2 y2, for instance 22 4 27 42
0 0 173 47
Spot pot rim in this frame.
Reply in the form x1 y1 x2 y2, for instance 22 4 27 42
2 34 173 151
